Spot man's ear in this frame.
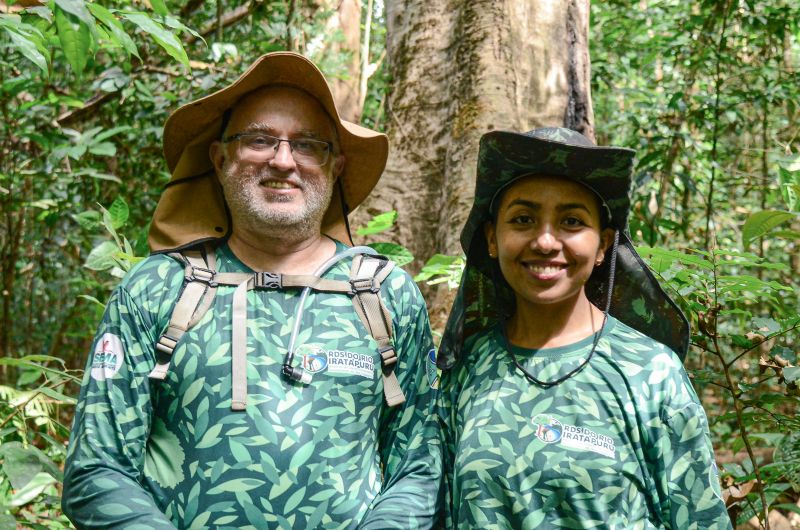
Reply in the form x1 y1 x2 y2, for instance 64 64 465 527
333 154 345 179
209 140 225 177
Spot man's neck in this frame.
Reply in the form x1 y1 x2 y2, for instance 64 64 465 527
226 229 337 274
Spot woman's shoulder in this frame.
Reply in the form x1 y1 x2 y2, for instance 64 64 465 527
601 317 697 406
604 317 682 366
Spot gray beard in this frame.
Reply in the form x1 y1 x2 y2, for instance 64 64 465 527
219 162 334 240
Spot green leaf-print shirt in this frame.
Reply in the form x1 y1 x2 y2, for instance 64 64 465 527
63 243 442 530
440 317 731 530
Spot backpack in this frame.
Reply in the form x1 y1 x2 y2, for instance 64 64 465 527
147 243 405 411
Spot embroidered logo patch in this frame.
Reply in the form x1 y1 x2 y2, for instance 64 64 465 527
90 333 123 381
532 414 616 458
300 346 374 379
426 349 439 389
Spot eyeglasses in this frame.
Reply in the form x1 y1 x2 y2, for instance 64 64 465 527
222 132 333 166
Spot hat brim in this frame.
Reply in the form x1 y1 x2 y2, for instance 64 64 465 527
149 52 388 251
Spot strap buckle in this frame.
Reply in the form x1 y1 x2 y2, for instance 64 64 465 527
255 272 282 289
350 277 380 294
378 344 397 366
188 265 217 287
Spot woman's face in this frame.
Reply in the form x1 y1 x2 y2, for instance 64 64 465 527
485 176 614 314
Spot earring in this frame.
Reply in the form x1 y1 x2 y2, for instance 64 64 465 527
595 258 604 266
489 250 496 258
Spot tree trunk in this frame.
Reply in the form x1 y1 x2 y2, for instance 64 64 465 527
352 0 594 328
322 0 363 122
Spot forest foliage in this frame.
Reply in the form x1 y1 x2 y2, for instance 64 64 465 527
0 0 799 528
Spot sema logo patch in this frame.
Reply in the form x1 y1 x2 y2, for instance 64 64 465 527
90 333 123 381
532 414 616 458
300 346 374 379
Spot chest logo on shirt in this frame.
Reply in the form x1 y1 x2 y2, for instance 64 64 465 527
301 347 374 379
90 333 124 381
532 414 616 459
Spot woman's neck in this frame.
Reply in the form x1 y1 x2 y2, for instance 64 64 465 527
506 293 605 350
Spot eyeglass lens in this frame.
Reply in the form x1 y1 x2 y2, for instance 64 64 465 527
234 133 331 166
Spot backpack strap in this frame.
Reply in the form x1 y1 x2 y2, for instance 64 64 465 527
349 255 406 407
227 273 353 411
151 247 405 411
149 244 219 380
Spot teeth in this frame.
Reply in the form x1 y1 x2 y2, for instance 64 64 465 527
527 265 562 274
263 181 294 189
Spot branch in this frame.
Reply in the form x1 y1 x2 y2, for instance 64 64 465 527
56 91 119 127
180 0 205 17
189 1 260 43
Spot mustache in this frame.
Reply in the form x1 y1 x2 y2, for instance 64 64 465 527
232 164 305 189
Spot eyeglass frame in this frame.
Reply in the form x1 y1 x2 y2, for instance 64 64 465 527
221 131 335 167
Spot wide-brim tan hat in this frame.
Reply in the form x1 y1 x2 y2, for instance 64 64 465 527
149 52 389 252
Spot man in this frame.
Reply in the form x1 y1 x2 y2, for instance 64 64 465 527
62 52 441 529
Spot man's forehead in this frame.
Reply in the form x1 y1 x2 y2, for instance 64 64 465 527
226 85 337 135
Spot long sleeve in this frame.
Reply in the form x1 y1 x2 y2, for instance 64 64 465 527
62 282 176 529
651 381 733 530
437 367 458 530
358 273 443 529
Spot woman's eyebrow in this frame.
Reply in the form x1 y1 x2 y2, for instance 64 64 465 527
505 199 592 214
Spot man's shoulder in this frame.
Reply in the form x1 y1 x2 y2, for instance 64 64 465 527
118 252 186 298
379 262 425 308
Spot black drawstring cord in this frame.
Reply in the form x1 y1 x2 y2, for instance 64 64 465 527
506 231 620 388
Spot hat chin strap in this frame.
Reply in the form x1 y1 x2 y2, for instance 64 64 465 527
506 230 620 388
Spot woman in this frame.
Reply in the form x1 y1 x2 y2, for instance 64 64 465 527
437 128 731 529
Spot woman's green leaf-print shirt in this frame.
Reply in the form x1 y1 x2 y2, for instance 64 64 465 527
440 317 731 530
63 243 442 529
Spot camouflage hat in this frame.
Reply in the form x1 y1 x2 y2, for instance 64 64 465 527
437 127 689 370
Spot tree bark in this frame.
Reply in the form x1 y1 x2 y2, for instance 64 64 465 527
322 0 363 122
352 0 594 328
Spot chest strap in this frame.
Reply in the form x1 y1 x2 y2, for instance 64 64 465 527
149 247 405 410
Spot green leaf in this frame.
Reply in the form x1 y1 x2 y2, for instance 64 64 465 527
356 210 398 236
8 472 55 507
37 386 77 405
163 15 204 42
367 242 414 266
84 240 118 271
88 142 116 156
54 6 92 79
150 0 170 16
783 367 800 384
122 12 189 67
87 4 139 59
752 317 780 334
1 444 43 490
742 210 797 248
0 514 16 530
107 197 129 229
0 17 49 75
54 0 95 28
73 210 101 230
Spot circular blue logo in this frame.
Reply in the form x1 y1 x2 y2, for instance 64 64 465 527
302 352 328 373
533 414 563 443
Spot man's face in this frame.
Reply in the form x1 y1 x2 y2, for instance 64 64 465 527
210 86 344 236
